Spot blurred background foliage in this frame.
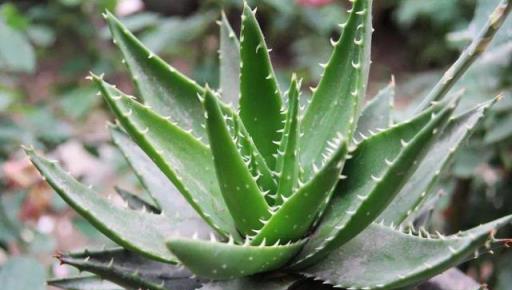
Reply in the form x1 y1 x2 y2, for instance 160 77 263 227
0 0 511 289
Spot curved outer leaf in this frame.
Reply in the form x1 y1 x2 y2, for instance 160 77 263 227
166 238 304 280
251 139 348 245
25 148 190 263
239 3 283 169
94 76 240 240
104 11 208 141
56 248 203 290
48 275 123 290
300 0 373 178
199 277 296 290
275 75 301 202
355 78 395 139
291 100 456 269
219 12 240 106
299 216 512 290
380 99 496 224
203 88 270 235
111 127 198 219
115 187 160 214
415 0 512 112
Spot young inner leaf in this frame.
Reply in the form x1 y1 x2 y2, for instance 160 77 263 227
203 88 271 236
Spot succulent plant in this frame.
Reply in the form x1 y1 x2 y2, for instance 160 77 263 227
25 0 512 289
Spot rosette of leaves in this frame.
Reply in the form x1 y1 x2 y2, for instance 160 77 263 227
25 0 512 289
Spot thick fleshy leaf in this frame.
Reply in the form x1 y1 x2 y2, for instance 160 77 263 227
167 237 304 280
199 277 296 290
355 78 395 139
203 88 270 235
275 75 302 202
56 248 203 290
239 3 283 169
291 100 456 268
299 216 512 290
251 138 348 245
115 187 160 213
111 126 198 220
94 76 239 240
26 148 213 263
415 0 511 111
380 99 496 224
104 11 207 141
219 12 240 106
300 0 373 178
48 275 123 290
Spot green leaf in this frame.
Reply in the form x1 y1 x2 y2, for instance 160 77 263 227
114 187 160 214
25 148 215 263
203 87 270 235
415 0 512 111
166 237 304 279
380 99 496 224
239 3 284 169
299 216 512 289
299 0 373 178
94 76 239 240
0 20 36 73
219 12 240 107
59 86 99 120
274 75 301 203
104 11 207 141
111 126 199 220
0 4 29 30
139 12 216 55
56 248 203 290
355 78 395 139
199 277 297 290
251 138 348 245
0 192 23 244
0 257 46 290
48 275 123 290
291 100 456 268
484 112 512 144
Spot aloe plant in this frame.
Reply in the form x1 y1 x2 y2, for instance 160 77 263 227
24 1 512 289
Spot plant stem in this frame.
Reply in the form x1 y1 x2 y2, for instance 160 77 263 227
415 0 512 112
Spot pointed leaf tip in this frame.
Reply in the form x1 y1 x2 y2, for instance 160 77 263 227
239 1 283 169
25 149 179 263
300 216 512 289
219 9 241 107
300 0 373 178
104 11 209 141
